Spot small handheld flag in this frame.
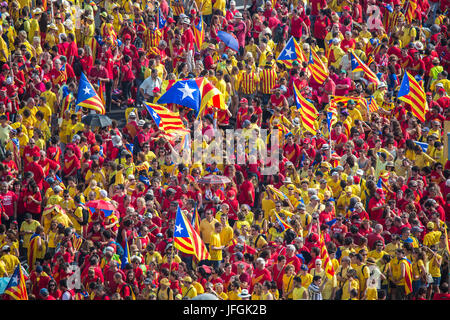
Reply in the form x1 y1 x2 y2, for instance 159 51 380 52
76 73 106 114
4 265 28 300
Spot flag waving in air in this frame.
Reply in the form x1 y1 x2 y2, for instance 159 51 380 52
274 212 291 231
76 73 106 114
4 265 28 300
143 102 189 134
366 96 379 113
350 51 380 85
174 206 210 261
193 15 205 50
308 49 329 85
397 71 428 122
157 77 225 117
277 36 305 68
293 82 318 135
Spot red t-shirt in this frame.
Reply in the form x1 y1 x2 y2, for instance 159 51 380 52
0 191 17 217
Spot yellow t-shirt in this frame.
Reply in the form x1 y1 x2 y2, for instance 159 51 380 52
19 220 41 249
199 218 219 244
209 232 223 261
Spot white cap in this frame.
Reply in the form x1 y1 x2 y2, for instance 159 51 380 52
100 189 108 198
356 169 364 175
129 112 136 118
128 174 135 180
138 120 146 126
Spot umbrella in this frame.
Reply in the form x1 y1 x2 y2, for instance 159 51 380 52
217 31 239 52
197 174 232 184
81 114 112 128
85 200 116 217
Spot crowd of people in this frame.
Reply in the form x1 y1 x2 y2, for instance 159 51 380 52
0 0 449 301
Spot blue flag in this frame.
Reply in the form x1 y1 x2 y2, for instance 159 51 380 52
121 236 131 269
414 140 429 153
377 177 383 189
157 79 202 114
158 8 166 28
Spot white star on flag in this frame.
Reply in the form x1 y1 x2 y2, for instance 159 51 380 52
83 86 91 95
175 224 184 234
284 47 294 58
178 82 196 100
152 111 159 119
11 275 19 285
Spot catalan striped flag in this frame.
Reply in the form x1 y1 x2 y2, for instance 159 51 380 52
377 169 389 189
156 77 225 118
293 82 318 135
366 96 379 113
267 185 288 201
350 51 380 85
3 265 28 300
174 206 210 261
191 203 200 235
308 49 329 85
319 233 335 279
97 80 106 106
72 232 83 252
143 102 189 134
27 233 42 269
404 0 418 23
402 258 413 295
75 73 106 114
397 71 428 122
276 36 305 68
367 55 375 67
274 212 291 231
193 15 205 50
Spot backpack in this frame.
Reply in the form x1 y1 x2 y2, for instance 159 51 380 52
273 24 285 44
80 208 90 226
156 286 172 300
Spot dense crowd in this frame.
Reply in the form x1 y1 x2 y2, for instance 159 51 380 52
0 0 448 301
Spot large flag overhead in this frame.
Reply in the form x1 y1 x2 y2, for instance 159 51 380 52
193 15 205 50
277 36 305 68
293 82 318 135
404 0 418 23
143 102 189 134
76 73 106 114
308 49 329 84
4 265 28 300
174 206 210 261
156 78 225 117
350 51 380 85
397 71 428 122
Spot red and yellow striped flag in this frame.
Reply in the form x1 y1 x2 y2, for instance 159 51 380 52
4 265 28 300
143 102 189 134
308 49 329 84
404 0 418 23
397 71 428 122
319 233 335 279
293 82 318 135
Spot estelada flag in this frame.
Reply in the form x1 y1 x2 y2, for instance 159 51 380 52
397 71 428 122
75 73 106 114
4 265 28 300
174 206 210 261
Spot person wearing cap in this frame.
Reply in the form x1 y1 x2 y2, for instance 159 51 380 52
181 275 198 299
0 243 20 274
